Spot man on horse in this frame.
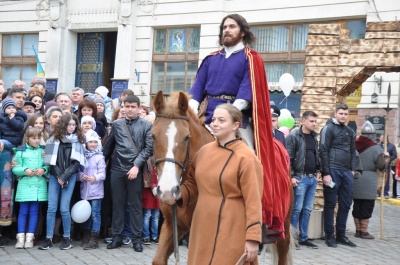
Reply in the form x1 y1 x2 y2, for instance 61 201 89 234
189 13 290 243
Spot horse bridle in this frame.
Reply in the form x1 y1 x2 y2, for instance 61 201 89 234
154 114 191 176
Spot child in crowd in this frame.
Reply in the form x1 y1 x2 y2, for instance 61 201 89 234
81 116 96 134
78 129 106 250
25 114 49 145
81 116 103 148
12 127 49 249
0 98 27 152
40 114 86 250
141 114 159 245
141 160 159 245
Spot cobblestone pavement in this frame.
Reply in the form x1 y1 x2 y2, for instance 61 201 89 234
0 201 399 265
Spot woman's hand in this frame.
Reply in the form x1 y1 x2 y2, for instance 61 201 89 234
244 240 258 262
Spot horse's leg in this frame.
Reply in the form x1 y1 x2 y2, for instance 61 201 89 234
276 218 291 265
152 220 174 265
152 220 189 265
276 183 295 265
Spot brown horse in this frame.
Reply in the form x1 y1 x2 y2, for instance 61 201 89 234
152 91 214 265
152 90 294 265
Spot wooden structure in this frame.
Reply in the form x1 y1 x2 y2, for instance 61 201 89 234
301 21 400 130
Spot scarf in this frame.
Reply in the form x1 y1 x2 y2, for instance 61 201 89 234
44 134 87 167
84 145 103 159
355 135 377 153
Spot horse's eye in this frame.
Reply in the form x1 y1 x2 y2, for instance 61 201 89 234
185 135 190 141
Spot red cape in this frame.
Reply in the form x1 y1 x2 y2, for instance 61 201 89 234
245 47 290 238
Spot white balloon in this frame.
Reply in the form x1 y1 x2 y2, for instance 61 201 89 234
71 200 92 223
279 73 295 97
279 108 292 118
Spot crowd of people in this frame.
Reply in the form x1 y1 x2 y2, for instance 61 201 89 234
1 13 399 265
0 78 159 252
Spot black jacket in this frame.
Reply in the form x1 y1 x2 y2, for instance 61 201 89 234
103 117 153 172
319 118 357 176
286 127 321 177
0 111 27 146
273 129 285 146
50 142 80 184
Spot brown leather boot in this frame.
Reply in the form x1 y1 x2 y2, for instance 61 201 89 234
83 232 100 250
353 218 361 237
360 219 375 239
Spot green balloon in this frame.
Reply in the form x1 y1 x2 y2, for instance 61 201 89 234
279 116 295 129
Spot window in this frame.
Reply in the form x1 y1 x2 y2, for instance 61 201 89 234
1 34 38 88
151 27 200 95
346 20 366 39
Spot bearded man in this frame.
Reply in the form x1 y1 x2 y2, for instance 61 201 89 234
188 14 290 243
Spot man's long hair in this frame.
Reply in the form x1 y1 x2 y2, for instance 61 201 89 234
218 14 256 47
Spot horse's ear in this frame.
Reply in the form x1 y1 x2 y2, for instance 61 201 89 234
178 92 189 115
153 91 165 113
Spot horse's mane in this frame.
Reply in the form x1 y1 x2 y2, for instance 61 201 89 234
162 92 206 126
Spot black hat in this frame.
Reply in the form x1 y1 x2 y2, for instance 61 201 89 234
271 104 280 117
24 101 36 109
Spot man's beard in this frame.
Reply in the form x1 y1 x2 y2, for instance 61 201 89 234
222 33 243 47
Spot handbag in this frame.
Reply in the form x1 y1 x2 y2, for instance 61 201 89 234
122 121 153 188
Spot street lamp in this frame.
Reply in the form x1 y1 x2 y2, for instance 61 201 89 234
371 92 378 103
371 75 382 103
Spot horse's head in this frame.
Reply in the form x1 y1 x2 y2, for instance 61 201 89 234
152 91 192 203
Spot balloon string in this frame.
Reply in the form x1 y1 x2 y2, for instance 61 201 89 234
279 96 287 105
84 177 90 201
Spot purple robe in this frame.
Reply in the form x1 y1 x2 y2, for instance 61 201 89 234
190 49 252 127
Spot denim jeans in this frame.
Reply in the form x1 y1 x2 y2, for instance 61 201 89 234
46 174 76 238
142 208 160 240
290 175 317 242
83 199 102 233
18 201 40 233
323 169 353 237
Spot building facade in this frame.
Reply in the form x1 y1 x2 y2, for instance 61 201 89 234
0 0 399 139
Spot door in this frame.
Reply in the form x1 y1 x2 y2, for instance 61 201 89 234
75 33 105 93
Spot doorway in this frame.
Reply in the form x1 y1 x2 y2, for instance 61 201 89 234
75 32 117 93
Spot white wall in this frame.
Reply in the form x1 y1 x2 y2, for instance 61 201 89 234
1 0 400 106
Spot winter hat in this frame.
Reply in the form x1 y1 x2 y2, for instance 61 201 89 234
2 98 16 112
94 98 105 108
95 86 109 99
85 129 100 143
81 115 96 130
45 100 58 111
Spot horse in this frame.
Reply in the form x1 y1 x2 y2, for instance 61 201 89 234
151 91 214 265
152 90 294 265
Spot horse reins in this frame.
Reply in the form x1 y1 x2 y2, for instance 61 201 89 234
154 113 192 265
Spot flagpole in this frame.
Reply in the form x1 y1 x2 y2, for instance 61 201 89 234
380 83 392 240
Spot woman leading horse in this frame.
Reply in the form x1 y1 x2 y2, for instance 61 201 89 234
152 91 293 265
